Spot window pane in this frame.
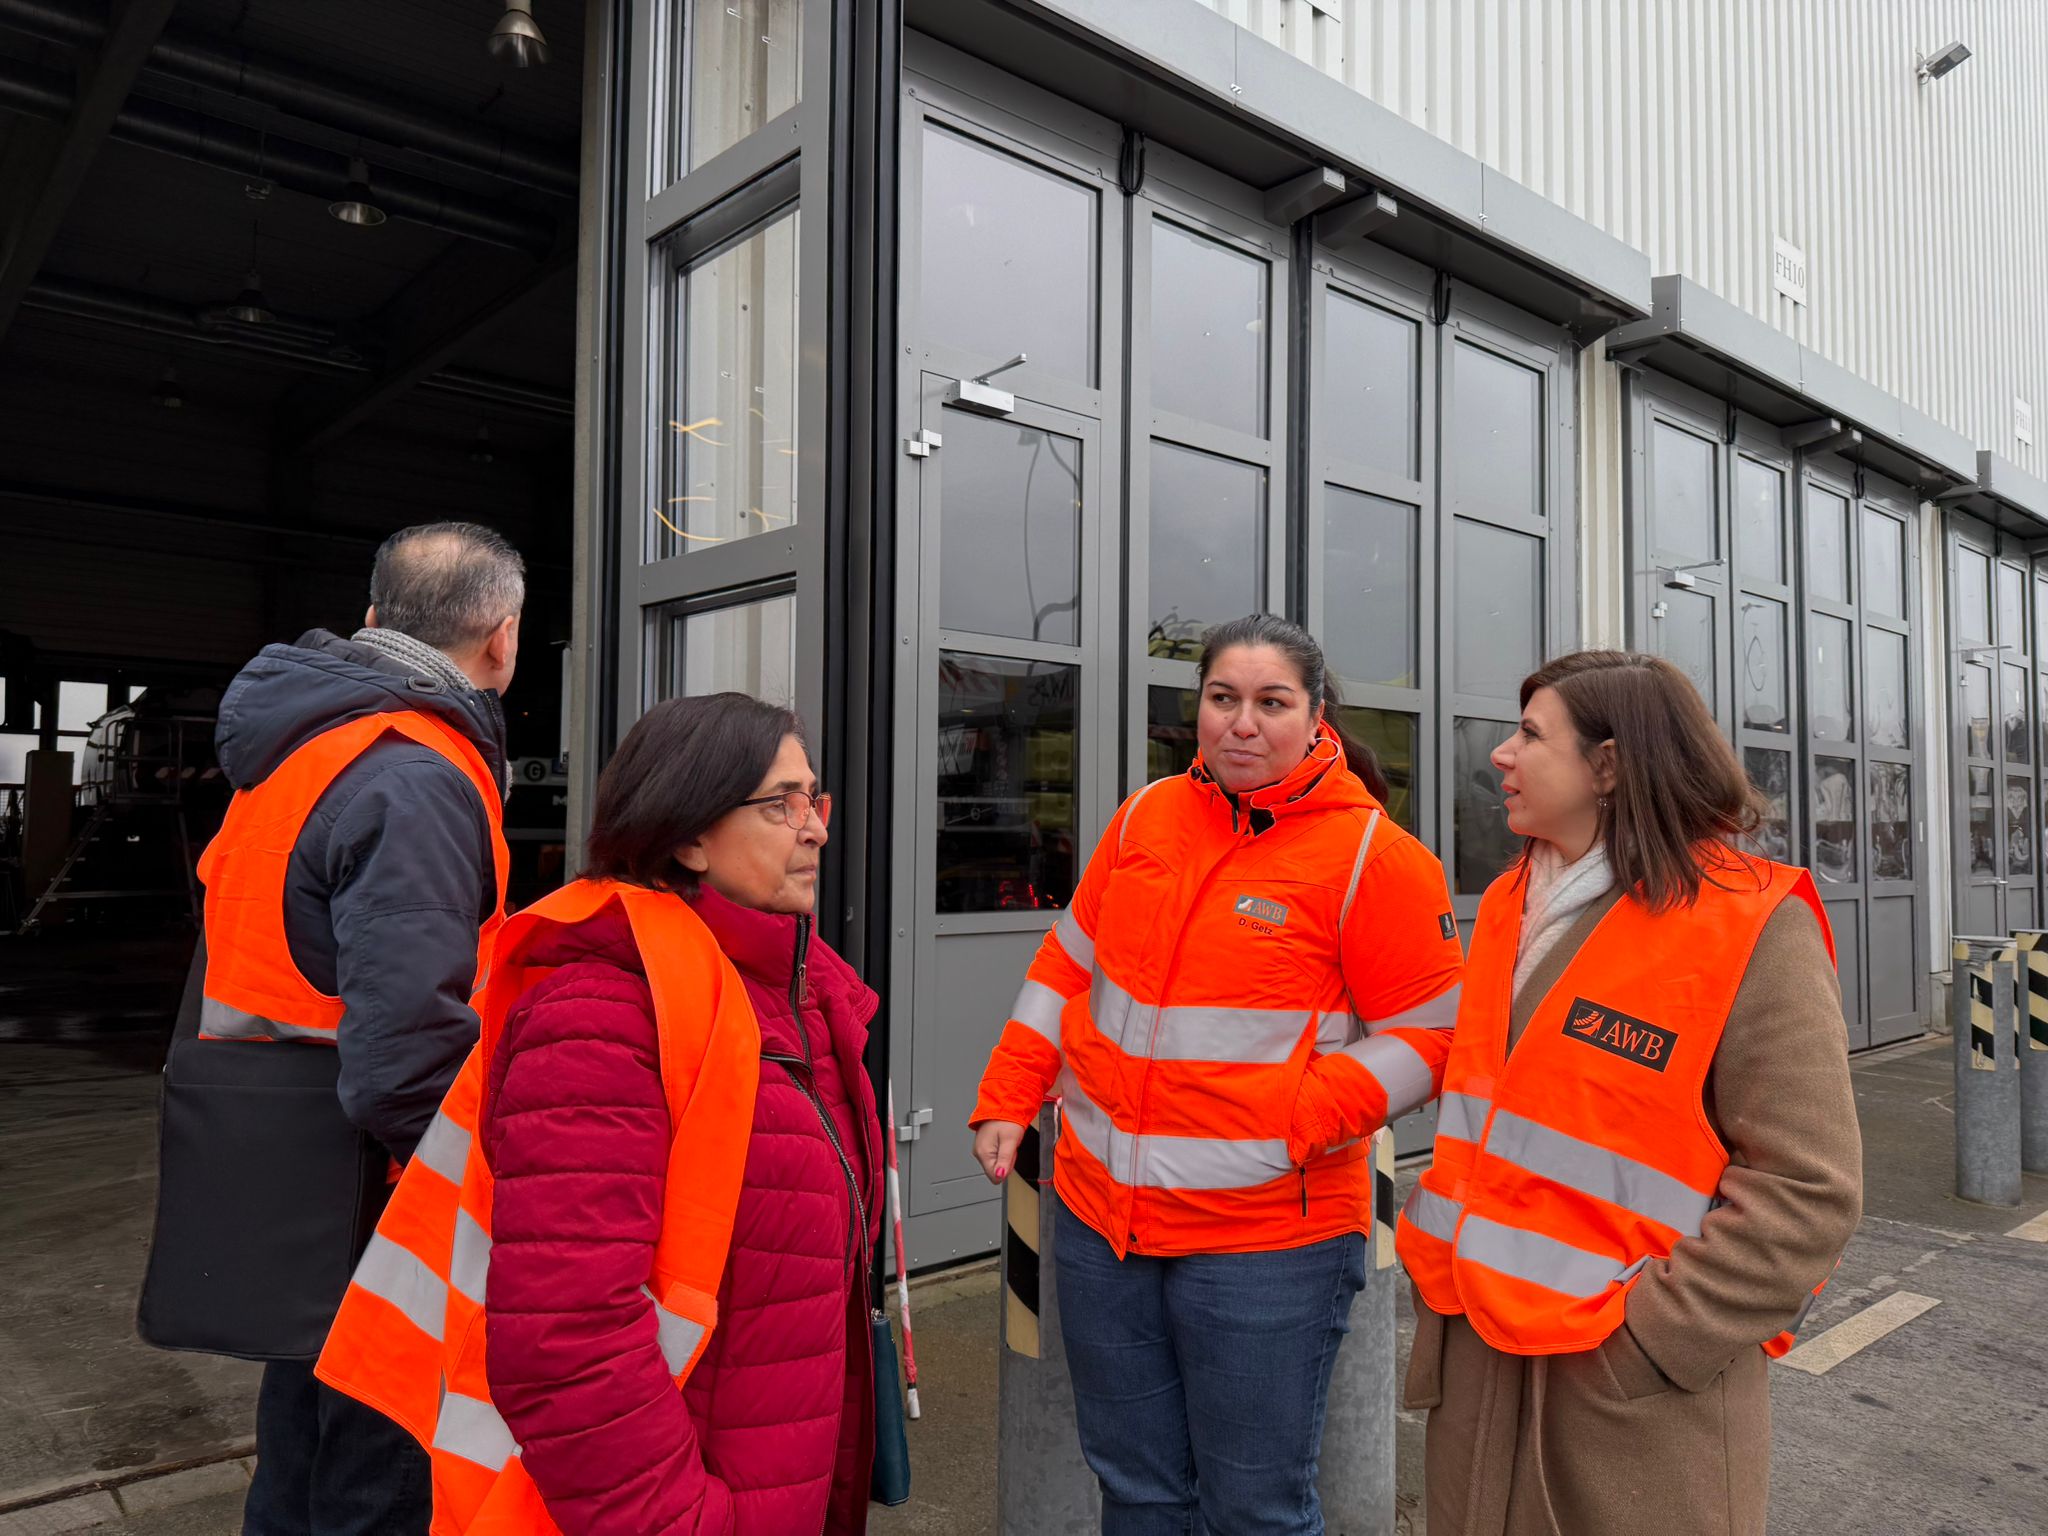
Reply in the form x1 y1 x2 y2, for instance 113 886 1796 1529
1324 292 1418 478
1338 707 1418 833
1811 755 1858 883
1957 548 1991 643
921 126 1096 386
1650 421 1717 562
2037 576 2048 662
2006 662 2032 764
1738 597 1789 732
1150 220 1266 436
1450 343 1541 525
1870 762 1911 881
0 735 37 786
1454 519 1541 699
1146 685 1198 782
1745 748 1793 862
1965 663 1992 760
1148 442 1264 660
666 594 797 702
1862 510 1905 619
1736 458 1786 585
936 654 1078 914
1653 588 1716 715
685 0 801 171
1864 630 1908 749
1453 717 1517 895
2001 563 2028 651
658 210 800 558
1969 766 1996 875
58 682 108 734
1324 488 1417 689
2008 776 2035 878
1809 613 1853 741
2040 675 2048 768
1806 488 1850 604
939 412 1081 646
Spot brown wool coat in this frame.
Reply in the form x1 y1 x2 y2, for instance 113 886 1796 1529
1407 890 1863 1536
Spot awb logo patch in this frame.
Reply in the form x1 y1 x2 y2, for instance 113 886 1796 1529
1562 997 1675 1072
1233 895 1289 926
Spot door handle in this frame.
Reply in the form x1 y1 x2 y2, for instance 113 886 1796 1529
898 1107 935 1142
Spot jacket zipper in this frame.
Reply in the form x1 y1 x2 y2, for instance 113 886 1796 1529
763 914 870 1274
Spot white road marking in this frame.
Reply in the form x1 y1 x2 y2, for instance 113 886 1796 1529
2006 1208 2048 1242
1774 1291 1942 1376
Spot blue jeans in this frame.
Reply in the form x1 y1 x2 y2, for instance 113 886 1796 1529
243 1359 429 1536
1055 1205 1367 1536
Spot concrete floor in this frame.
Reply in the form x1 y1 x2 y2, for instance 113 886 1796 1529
3 929 2045 1535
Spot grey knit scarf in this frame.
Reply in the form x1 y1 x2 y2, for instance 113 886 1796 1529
352 626 477 698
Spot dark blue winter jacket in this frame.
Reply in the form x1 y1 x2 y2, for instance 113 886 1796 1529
211 629 507 1163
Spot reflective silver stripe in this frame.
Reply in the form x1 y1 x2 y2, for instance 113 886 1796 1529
433 1390 518 1471
1315 1011 1358 1052
413 1110 471 1185
1367 984 1461 1034
1401 1183 1464 1243
350 1233 448 1339
1054 911 1095 972
1436 1091 1491 1143
642 1286 709 1377
1784 1290 1818 1338
1337 1032 1436 1120
1088 969 1312 1065
1455 1215 1632 1299
1337 810 1382 929
1009 978 1067 1045
1058 1069 1293 1190
1482 1111 1715 1237
199 996 333 1042
1120 778 1166 851
449 1208 491 1306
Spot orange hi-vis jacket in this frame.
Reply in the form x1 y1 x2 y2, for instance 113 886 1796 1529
973 729 1465 1258
315 880 761 1534
1396 848 1834 1358
196 711 510 1044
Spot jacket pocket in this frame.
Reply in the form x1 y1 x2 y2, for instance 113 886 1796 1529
1402 1291 1446 1410
1597 1322 1677 1400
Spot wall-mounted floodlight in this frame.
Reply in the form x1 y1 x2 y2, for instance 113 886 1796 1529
1917 41 1971 82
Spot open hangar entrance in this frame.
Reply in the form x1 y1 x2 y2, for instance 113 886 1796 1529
0 0 584 1496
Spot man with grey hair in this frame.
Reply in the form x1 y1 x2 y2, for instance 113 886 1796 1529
143 521 523 1536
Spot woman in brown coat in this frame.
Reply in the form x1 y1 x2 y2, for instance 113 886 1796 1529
1401 651 1862 1536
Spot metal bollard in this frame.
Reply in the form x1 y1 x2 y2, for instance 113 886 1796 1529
996 1101 1099 1535
2008 933 2048 1174
1953 939 2024 1206
1315 1128 1399 1536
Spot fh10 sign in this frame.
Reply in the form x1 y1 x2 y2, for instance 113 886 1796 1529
1773 238 1808 307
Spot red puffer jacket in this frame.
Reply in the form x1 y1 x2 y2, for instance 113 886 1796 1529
481 885 883 1535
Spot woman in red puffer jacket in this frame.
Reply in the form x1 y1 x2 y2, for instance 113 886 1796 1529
481 693 883 1535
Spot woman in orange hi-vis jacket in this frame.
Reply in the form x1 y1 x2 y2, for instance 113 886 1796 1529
1396 652 1860 1536
971 614 1464 1536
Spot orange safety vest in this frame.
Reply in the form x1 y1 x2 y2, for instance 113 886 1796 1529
315 879 761 1535
1395 848 1834 1358
196 711 510 1042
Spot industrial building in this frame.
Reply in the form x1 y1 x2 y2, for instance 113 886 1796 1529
3 0 2045 1279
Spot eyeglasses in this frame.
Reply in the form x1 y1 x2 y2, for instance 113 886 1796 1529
737 789 832 829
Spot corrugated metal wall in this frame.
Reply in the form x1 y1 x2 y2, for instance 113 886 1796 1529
1201 0 2048 469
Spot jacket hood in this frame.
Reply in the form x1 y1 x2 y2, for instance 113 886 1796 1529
214 629 509 792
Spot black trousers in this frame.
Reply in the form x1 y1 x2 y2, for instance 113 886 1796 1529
242 1359 430 1536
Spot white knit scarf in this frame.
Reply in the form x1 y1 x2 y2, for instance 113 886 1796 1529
1513 840 1615 1000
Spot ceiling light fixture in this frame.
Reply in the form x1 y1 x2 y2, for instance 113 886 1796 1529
328 157 387 226
487 0 548 67
151 367 184 410
1917 40 1972 82
469 425 496 464
225 224 275 325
